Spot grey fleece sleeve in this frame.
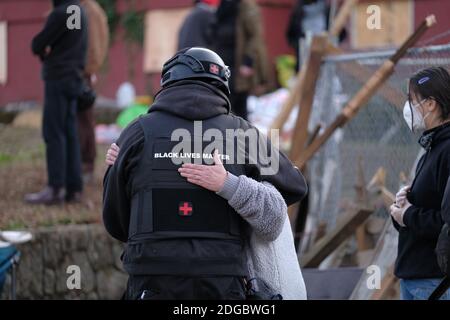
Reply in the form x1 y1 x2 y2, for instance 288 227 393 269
217 173 287 242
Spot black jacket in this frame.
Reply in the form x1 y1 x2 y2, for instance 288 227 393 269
31 0 87 80
177 3 216 50
103 80 308 244
442 175 450 226
435 175 450 276
394 123 450 279
210 0 239 69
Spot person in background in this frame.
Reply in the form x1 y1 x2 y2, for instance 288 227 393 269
78 0 109 183
26 0 87 205
390 67 450 300
177 0 220 50
211 0 268 120
286 0 346 71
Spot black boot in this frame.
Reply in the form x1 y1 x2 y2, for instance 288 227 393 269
24 186 65 205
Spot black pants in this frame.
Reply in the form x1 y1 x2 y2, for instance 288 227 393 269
77 107 96 174
42 77 83 193
124 275 247 300
230 91 249 120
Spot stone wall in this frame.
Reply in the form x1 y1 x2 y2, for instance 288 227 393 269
1 224 127 300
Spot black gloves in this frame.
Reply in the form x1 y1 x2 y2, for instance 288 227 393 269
436 223 450 275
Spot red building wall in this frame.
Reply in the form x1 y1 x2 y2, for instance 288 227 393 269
1 0 449 106
414 0 450 45
0 0 295 106
0 0 50 105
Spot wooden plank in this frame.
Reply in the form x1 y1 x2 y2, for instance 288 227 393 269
300 205 374 268
329 0 359 37
371 265 398 300
289 34 328 162
355 157 371 252
270 67 305 132
350 219 399 300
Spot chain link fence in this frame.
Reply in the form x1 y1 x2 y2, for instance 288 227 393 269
306 44 450 234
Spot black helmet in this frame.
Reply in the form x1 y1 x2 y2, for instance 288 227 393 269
161 47 231 95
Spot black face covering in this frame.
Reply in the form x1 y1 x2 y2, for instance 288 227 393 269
52 0 71 7
216 0 240 21
304 0 319 5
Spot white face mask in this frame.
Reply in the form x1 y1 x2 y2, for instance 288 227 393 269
403 99 429 132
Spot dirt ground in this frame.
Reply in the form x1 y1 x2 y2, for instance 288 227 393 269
0 124 110 230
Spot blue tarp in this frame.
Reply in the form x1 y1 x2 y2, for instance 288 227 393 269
0 246 18 296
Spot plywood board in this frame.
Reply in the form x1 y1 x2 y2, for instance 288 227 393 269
351 0 413 49
143 8 190 73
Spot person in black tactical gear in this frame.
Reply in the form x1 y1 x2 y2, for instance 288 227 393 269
103 47 307 300
177 0 219 50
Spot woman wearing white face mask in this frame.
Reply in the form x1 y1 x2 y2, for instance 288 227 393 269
390 66 450 300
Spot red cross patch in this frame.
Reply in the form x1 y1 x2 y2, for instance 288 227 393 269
209 64 220 75
178 201 193 216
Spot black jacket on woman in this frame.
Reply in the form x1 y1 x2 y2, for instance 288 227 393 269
394 123 450 279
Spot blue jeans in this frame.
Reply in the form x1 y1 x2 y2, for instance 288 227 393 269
400 278 450 300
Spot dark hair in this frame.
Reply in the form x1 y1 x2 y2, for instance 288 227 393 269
409 66 450 120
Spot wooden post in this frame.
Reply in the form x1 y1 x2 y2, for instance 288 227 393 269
286 35 327 235
289 34 329 161
355 157 371 252
329 0 359 38
270 67 306 132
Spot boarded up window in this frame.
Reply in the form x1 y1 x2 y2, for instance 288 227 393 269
0 21 6 85
143 8 190 73
351 0 413 49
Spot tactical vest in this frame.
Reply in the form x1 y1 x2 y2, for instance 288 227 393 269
122 111 248 277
